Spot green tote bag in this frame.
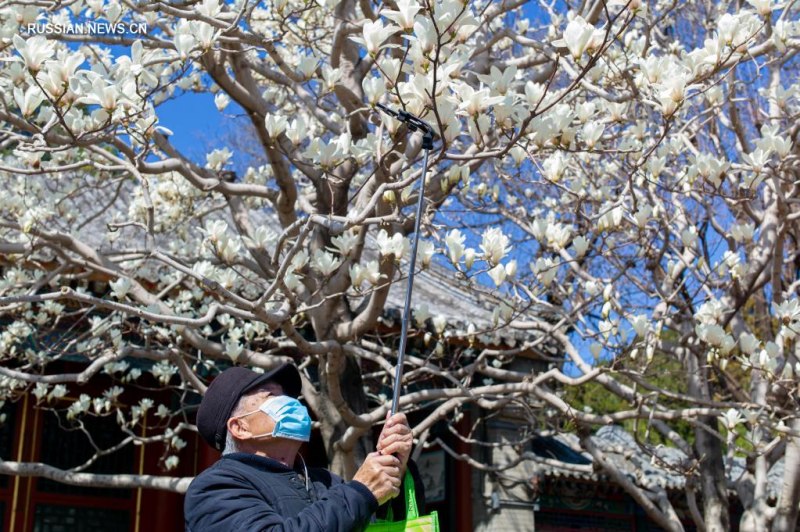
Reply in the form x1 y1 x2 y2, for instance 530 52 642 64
366 471 439 532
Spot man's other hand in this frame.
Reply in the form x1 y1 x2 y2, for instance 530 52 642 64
352 452 402 505
376 413 412 471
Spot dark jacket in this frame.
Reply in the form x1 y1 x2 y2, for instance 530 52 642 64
184 452 378 531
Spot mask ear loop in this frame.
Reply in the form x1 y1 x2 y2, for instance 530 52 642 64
298 454 315 500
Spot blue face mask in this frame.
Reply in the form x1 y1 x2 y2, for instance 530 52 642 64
242 395 312 442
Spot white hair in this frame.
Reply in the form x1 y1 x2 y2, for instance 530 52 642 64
222 395 248 455
223 430 239 455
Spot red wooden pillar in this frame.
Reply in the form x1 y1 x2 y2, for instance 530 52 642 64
195 432 221 473
454 413 473 531
135 426 208 530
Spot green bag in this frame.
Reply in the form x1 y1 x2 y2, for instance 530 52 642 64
366 471 439 532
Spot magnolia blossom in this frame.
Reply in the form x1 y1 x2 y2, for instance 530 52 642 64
265 115 288 138
480 227 511 266
381 0 422 31
110 277 132 300
477 65 518 96
12 35 54 71
555 16 597 60
418 240 435 268
330 231 359 257
571 235 589 256
375 229 409 259
488 263 507 287
719 409 745 431
630 315 649 337
414 303 431 327
214 93 230 111
311 249 342 276
746 0 774 16
532 257 558 286
739 332 760 355
351 20 398 56
13 86 44 117
206 148 233 170
456 83 504 118
445 229 466 264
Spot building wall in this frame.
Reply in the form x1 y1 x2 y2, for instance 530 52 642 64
472 420 537 532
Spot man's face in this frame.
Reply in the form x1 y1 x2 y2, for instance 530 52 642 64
230 381 284 439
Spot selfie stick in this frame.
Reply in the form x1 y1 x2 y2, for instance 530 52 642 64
375 103 435 416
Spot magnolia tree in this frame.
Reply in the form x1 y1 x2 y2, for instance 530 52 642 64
0 0 798 530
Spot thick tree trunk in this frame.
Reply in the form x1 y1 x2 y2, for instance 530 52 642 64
318 353 372 479
771 417 800 531
687 352 730 532
694 417 731 532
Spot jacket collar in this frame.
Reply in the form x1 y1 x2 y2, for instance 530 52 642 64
221 452 303 473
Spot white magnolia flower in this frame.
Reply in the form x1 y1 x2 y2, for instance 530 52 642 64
12 35 55 72
739 332 759 355
265 115 288 138
381 0 422 31
597 205 624 231
632 204 653 228
555 16 597 60
414 303 431 327
681 227 698 248
290 249 310 271
206 148 233 170
37 52 85 99
464 248 476 270
582 121 604 149
361 260 382 285
13 86 45 117
572 235 589 256
630 315 649 338
110 277 132 299
351 20 399 56
297 55 318 79
432 314 447 335
476 65 518 96
696 323 727 346
284 270 301 291
746 0 775 16
532 257 558 286
456 83 504 118
488 263 507 286
225 339 243 363
321 66 342 92
243 227 275 250
311 249 342 276
719 408 745 431
418 240 435 268
480 227 511 266
214 93 230 111
524 81 546 108
164 456 180 471
362 76 386 105
375 229 409 259
542 152 567 182
196 0 222 17
173 28 196 60
33 382 49 401
330 231 359 257
67 395 91 419
505 260 518 279
286 117 308 146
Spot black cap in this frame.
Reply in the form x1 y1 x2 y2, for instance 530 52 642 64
196 364 302 451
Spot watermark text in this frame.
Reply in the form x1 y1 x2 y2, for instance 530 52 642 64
25 22 148 36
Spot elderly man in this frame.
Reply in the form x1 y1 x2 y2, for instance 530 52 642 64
184 364 415 531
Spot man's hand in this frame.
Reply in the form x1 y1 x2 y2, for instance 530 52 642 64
376 413 412 471
352 452 402 505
